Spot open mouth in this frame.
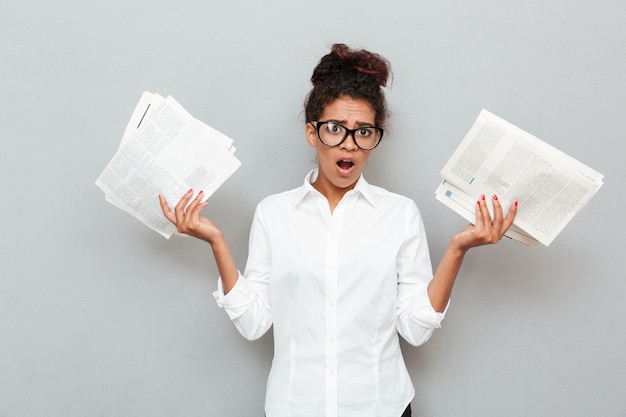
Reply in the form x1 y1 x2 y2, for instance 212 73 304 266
337 160 354 171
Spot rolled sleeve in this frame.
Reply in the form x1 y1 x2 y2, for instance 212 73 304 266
213 271 251 319
407 286 448 329
212 272 272 341
395 202 449 346
396 280 450 346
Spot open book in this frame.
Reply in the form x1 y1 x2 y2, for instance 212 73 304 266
95 92 241 238
435 110 603 247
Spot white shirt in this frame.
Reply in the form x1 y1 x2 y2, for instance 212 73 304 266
213 170 447 417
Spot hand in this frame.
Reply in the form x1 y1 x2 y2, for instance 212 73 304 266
159 189 222 244
453 194 518 251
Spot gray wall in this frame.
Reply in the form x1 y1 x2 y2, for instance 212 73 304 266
1 1 625 416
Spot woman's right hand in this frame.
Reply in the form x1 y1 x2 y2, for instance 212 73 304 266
159 189 222 244
161 190 239 292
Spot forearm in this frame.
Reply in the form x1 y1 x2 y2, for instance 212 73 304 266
208 233 239 295
427 197 518 312
428 237 467 312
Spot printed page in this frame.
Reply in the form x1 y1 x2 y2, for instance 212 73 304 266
120 92 165 147
105 92 164 210
435 180 540 246
96 93 241 238
438 110 603 246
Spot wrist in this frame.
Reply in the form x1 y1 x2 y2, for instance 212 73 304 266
449 234 471 256
206 230 226 249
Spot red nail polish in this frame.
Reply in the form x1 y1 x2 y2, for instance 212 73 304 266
477 200 481 206
481 194 486 201
515 201 519 207
187 189 193 194
493 194 498 201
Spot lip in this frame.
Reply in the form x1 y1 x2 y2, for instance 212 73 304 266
335 157 356 176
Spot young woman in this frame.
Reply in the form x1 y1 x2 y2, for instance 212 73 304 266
159 44 517 417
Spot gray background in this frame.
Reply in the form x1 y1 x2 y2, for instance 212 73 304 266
1 1 625 416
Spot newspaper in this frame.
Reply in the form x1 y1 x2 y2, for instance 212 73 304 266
435 109 604 247
96 92 241 238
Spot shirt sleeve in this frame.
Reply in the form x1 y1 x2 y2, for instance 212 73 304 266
395 202 449 346
212 205 273 341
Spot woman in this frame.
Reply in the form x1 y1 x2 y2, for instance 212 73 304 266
159 44 517 417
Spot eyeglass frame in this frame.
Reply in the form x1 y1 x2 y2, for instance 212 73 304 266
309 121 384 150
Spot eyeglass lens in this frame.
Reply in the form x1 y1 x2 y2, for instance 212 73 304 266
317 122 381 150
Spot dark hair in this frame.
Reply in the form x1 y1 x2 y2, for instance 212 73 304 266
304 43 391 127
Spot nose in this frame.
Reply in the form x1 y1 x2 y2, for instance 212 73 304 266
340 131 358 150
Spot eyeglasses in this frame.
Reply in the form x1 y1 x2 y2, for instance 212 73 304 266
310 121 384 150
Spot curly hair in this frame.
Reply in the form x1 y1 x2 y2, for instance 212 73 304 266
304 44 391 127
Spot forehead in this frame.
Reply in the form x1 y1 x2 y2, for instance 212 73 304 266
319 96 376 124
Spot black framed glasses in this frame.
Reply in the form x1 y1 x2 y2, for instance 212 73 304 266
310 121 384 150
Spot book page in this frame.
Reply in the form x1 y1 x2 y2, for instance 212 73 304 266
435 180 540 246
438 110 603 246
105 92 164 210
96 92 241 238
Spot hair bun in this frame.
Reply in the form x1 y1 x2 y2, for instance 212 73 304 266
305 43 391 127
311 43 390 88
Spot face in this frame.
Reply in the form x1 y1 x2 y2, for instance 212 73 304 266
306 96 377 200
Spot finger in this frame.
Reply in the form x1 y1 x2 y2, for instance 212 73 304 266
491 194 504 231
174 189 194 219
502 200 518 231
474 196 485 229
158 194 177 223
195 190 205 202
186 189 205 212
478 194 491 226
188 192 209 217
184 190 205 221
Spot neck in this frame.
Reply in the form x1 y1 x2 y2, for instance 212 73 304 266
311 177 357 213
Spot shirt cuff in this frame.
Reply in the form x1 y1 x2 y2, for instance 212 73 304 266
410 290 449 329
212 272 255 321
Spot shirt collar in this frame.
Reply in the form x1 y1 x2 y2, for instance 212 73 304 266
295 169 377 207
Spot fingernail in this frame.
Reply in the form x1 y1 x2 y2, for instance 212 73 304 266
515 201 519 207
477 200 481 206
481 194 486 201
198 190 204 195
187 189 193 194
492 194 498 201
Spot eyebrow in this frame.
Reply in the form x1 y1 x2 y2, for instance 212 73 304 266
325 119 376 127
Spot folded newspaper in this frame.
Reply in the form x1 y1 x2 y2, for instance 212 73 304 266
436 109 603 247
96 92 241 238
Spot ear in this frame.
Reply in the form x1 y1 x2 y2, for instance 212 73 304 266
305 122 317 147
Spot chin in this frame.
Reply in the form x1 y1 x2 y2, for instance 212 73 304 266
335 176 359 189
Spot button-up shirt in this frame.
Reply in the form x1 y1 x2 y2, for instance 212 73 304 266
213 170 446 417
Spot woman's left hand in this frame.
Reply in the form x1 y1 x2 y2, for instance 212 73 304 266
427 194 518 312
453 194 518 251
